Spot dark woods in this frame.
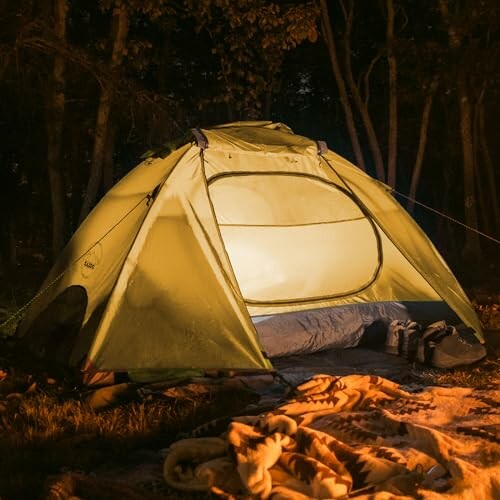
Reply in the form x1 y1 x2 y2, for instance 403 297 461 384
1 0 499 284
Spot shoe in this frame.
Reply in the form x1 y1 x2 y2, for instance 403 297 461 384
416 321 451 364
401 321 420 359
385 320 421 358
385 320 404 355
431 332 486 369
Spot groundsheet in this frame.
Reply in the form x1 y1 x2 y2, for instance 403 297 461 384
273 347 412 387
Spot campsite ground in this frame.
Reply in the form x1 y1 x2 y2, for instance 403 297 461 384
0 269 499 499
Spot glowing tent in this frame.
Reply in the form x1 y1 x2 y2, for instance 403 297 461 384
17 122 483 382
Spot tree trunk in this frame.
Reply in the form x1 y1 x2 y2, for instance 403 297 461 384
457 72 480 257
7 219 16 270
472 92 489 235
79 5 129 223
478 100 500 235
264 91 272 120
319 0 366 171
386 0 398 188
102 122 116 193
407 75 439 213
341 0 385 180
0 219 17 274
69 126 83 233
439 0 480 258
46 0 68 257
226 103 234 122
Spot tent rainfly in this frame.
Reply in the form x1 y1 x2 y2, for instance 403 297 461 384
17 122 484 384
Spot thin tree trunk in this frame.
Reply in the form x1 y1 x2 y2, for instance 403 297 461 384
0 218 17 274
79 5 129 223
102 122 116 193
407 75 439 213
46 0 68 257
439 0 480 258
226 103 234 122
7 219 16 270
478 100 500 234
319 0 366 171
264 91 272 120
457 72 480 257
69 126 82 233
386 0 398 188
472 91 490 235
0 219 17 274
341 0 385 180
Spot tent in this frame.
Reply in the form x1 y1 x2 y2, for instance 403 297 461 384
17 122 483 383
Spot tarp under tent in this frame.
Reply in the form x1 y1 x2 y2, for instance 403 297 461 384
17 121 484 383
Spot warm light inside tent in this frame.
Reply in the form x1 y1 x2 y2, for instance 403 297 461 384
220 221 379 302
210 174 380 303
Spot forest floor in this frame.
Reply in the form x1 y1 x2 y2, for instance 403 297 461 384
0 270 499 499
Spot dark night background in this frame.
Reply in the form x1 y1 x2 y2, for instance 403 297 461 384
1 0 499 295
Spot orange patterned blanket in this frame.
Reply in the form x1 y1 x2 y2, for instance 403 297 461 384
163 374 500 499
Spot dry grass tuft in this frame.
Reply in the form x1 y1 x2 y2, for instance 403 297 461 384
0 363 256 499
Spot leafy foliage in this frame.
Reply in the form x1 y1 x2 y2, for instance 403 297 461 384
186 0 319 117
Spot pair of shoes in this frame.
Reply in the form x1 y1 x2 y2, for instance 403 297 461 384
385 320 421 358
417 321 486 369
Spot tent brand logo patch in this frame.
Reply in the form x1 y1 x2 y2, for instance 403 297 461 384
81 243 102 278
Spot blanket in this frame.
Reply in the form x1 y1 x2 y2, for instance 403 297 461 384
163 374 500 499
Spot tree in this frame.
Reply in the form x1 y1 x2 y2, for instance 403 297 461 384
439 0 480 258
407 74 439 213
186 0 319 120
386 0 398 187
79 2 130 223
477 94 500 234
319 0 366 171
46 0 68 256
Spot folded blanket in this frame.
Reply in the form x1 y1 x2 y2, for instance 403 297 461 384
163 374 500 499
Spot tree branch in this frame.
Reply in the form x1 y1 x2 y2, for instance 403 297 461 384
362 51 382 107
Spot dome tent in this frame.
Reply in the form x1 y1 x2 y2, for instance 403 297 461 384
17 122 483 383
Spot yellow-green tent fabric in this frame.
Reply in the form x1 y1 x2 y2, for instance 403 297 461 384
17 121 483 382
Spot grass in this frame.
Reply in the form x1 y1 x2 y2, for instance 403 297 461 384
0 396 193 497
0 352 258 499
